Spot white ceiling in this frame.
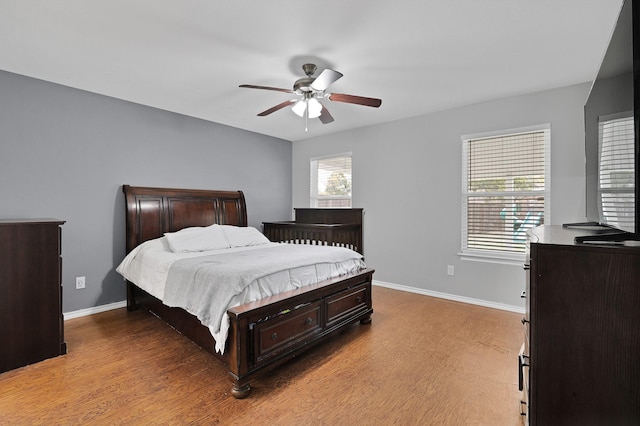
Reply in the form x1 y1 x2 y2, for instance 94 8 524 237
0 1 624 142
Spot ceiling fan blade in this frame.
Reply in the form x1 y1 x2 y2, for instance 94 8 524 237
310 69 343 91
257 100 296 116
329 93 382 108
319 105 334 124
239 84 294 94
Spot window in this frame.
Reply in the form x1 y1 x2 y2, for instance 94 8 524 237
598 113 635 231
310 153 352 208
461 125 550 261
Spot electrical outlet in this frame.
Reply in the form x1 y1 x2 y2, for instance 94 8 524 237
75 276 86 289
447 265 455 276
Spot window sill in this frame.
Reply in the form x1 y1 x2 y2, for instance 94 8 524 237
457 250 525 266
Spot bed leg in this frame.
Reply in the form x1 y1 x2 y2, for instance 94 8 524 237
126 281 138 312
231 382 251 399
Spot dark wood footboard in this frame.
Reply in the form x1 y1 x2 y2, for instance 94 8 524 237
225 268 373 398
127 268 374 398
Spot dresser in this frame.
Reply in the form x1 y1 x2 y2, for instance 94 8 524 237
0 219 66 373
520 225 640 425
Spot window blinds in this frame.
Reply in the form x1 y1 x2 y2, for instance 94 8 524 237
599 114 635 232
463 128 549 254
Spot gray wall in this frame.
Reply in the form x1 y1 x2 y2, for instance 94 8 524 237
0 70 292 313
293 83 591 309
0 67 590 313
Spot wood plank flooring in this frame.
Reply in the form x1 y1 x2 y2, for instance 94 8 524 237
0 286 525 425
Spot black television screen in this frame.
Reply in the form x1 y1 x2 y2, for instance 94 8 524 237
584 0 638 235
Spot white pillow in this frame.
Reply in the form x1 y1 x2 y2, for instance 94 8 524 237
164 224 230 253
221 225 270 247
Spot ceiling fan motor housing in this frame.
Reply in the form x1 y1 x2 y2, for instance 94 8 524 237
293 64 319 93
293 77 315 93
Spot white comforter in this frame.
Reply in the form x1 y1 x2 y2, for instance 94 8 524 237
116 238 365 353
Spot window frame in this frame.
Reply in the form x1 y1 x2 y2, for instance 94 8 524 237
310 152 353 208
459 124 551 265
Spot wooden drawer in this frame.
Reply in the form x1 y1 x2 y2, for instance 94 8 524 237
254 301 322 364
325 283 369 328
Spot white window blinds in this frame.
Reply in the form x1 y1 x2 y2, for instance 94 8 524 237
598 113 635 232
462 126 550 256
310 154 352 208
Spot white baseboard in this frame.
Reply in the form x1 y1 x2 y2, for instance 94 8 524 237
62 281 525 321
63 300 127 320
373 280 525 314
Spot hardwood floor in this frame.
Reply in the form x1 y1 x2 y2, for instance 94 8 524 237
0 286 525 425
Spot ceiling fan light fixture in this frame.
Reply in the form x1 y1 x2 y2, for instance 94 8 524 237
291 100 306 117
307 98 322 118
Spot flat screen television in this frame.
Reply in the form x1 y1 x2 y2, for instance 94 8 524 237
580 0 639 242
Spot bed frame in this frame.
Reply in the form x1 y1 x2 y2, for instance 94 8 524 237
262 208 363 255
122 185 374 398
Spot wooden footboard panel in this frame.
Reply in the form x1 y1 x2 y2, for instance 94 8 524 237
128 268 374 398
225 268 373 397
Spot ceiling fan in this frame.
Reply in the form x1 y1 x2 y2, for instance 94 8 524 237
239 63 382 131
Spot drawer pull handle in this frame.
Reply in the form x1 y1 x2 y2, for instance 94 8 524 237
356 296 363 303
518 353 530 391
519 400 527 416
271 332 278 341
305 317 313 325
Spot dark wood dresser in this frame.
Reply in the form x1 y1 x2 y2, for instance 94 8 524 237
520 225 640 425
0 219 66 373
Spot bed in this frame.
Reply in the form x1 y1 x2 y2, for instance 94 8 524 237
118 185 374 398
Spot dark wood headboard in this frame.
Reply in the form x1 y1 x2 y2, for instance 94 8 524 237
122 185 247 253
